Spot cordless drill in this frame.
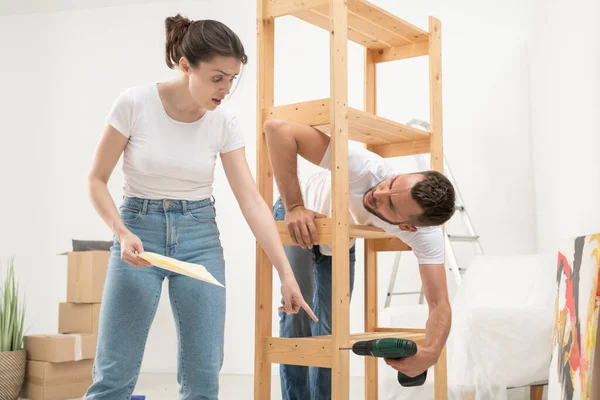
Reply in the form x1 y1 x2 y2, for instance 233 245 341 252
344 338 427 387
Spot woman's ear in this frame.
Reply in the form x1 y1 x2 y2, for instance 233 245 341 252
398 224 417 232
179 57 192 75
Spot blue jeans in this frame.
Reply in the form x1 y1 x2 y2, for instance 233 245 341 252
273 198 356 400
85 196 226 400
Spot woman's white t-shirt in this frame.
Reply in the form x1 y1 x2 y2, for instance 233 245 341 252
106 83 245 200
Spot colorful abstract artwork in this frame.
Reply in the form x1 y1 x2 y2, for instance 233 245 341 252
549 234 600 400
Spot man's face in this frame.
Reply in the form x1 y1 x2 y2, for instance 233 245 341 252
362 174 424 231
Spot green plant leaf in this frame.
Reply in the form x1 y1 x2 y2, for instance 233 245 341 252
0 257 26 352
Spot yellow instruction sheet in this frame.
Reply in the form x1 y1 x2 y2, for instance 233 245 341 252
137 252 224 288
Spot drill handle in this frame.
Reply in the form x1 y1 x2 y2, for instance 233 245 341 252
397 370 427 387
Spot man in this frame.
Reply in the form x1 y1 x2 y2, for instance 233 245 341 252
264 118 455 400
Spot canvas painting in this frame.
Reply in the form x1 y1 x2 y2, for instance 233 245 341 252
549 234 600 400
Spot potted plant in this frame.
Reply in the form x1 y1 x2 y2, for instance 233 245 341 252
0 257 26 400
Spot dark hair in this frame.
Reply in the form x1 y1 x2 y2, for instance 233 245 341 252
164 14 248 69
411 171 456 226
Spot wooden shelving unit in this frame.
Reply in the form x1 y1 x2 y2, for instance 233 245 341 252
255 0 448 398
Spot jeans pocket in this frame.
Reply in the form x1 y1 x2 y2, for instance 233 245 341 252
186 206 217 222
119 206 142 222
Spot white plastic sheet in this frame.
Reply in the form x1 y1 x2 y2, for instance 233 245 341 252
379 253 557 400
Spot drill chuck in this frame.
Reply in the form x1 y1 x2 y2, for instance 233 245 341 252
351 340 373 356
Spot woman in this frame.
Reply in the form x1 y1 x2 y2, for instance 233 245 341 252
85 14 316 399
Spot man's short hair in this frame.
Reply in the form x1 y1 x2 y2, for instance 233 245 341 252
410 171 456 226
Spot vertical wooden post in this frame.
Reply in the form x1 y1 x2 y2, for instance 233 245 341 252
434 342 448 400
364 48 377 114
364 47 378 398
364 239 378 398
365 48 377 153
530 385 544 400
428 16 443 173
429 16 448 400
254 1 275 398
329 0 350 399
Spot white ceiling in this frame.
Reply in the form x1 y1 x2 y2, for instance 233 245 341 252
0 0 534 33
0 0 534 21
0 0 173 16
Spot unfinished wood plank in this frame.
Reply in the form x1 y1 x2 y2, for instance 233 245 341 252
305 4 413 47
276 219 332 245
429 17 443 172
298 6 391 49
329 0 351 398
312 123 391 145
369 139 431 158
350 224 396 239
347 0 428 43
317 123 396 144
372 238 412 252
373 41 429 63
434 345 448 400
264 337 333 368
278 220 406 244
254 4 275 399
293 8 404 49
266 0 328 18
312 331 425 345
263 98 330 126
294 0 429 47
364 239 378 398
289 0 428 48
346 8 411 47
346 128 392 145
350 119 411 142
264 99 427 145
291 8 329 30
349 109 429 140
375 327 426 334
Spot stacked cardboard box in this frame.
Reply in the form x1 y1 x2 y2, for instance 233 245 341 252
21 250 109 400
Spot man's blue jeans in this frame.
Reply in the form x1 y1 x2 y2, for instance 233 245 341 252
273 197 356 400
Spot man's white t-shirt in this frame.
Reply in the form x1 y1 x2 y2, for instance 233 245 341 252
106 83 245 200
300 143 445 265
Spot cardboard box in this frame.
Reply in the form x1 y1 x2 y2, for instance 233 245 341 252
66 251 109 303
24 334 97 363
21 359 93 400
58 303 101 334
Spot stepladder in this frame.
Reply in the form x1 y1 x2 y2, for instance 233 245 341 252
384 120 484 307
255 1 449 399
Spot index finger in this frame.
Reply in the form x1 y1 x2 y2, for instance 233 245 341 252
302 301 319 322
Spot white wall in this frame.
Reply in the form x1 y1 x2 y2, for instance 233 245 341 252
529 0 600 253
0 0 536 379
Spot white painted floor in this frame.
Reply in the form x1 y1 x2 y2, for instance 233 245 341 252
133 373 365 399
132 373 540 400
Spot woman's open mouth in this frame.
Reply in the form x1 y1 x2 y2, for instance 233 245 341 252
212 98 222 106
